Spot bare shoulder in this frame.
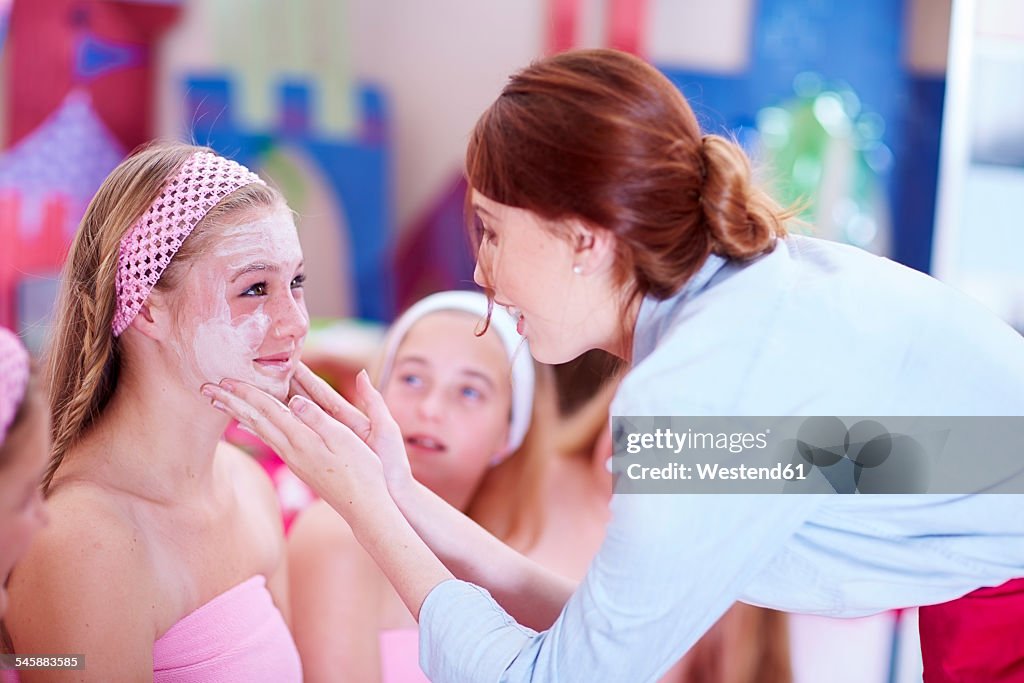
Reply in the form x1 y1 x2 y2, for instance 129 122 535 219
5 482 158 666
287 501 392 675
290 498 356 548
287 499 376 574
14 481 155 592
287 499 388 617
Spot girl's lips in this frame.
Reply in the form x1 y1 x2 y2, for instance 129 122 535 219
254 353 293 373
406 434 448 454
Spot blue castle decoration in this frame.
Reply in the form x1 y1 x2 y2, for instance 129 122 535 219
656 0 945 274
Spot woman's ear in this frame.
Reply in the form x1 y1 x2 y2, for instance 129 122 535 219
570 221 616 275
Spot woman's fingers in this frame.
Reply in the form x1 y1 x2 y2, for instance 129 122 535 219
356 370 401 441
354 370 412 485
204 380 325 457
287 394 366 456
284 395 391 511
292 363 372 440
203 379 392 514
202 382 294 455
289 374 312 402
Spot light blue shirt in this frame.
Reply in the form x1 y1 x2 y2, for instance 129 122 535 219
419 235 1024 683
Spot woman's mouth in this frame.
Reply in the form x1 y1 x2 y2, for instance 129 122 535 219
498 303 526 336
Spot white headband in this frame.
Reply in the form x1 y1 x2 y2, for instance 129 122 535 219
377 291 535 458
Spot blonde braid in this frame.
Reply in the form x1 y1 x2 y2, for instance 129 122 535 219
43 224 121 492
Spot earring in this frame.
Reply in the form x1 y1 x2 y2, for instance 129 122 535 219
572 264 583 275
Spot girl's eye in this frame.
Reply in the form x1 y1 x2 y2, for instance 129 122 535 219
400 374 423 388
243 282 268 297
291 273 306 289
461 386 483 401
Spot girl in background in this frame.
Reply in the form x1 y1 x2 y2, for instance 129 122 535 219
6 143 306 681
287 290 535 682
206 49 1024 683
0 328 49 623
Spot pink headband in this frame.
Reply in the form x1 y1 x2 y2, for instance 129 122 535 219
112 151 265 337
0 327 30 447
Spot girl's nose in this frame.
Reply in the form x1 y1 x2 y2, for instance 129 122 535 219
272 290 309 339
416 388 445 422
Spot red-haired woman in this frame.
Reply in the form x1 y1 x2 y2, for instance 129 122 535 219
207 49 1024 683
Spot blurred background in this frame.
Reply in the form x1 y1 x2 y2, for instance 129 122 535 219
0 1 1020 681
3 0 1024 348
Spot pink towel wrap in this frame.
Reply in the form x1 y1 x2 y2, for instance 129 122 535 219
153 575 301 683
379 628 430 683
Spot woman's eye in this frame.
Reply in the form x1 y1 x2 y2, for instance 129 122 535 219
291 273 306 289
243 282 268 297
476 218 497 246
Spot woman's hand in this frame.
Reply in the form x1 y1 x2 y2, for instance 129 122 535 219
199 369 408 514
203 370 458 623
288 364 414 494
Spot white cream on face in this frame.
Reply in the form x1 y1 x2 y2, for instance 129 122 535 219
172 206 307 398
192 286 273 388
